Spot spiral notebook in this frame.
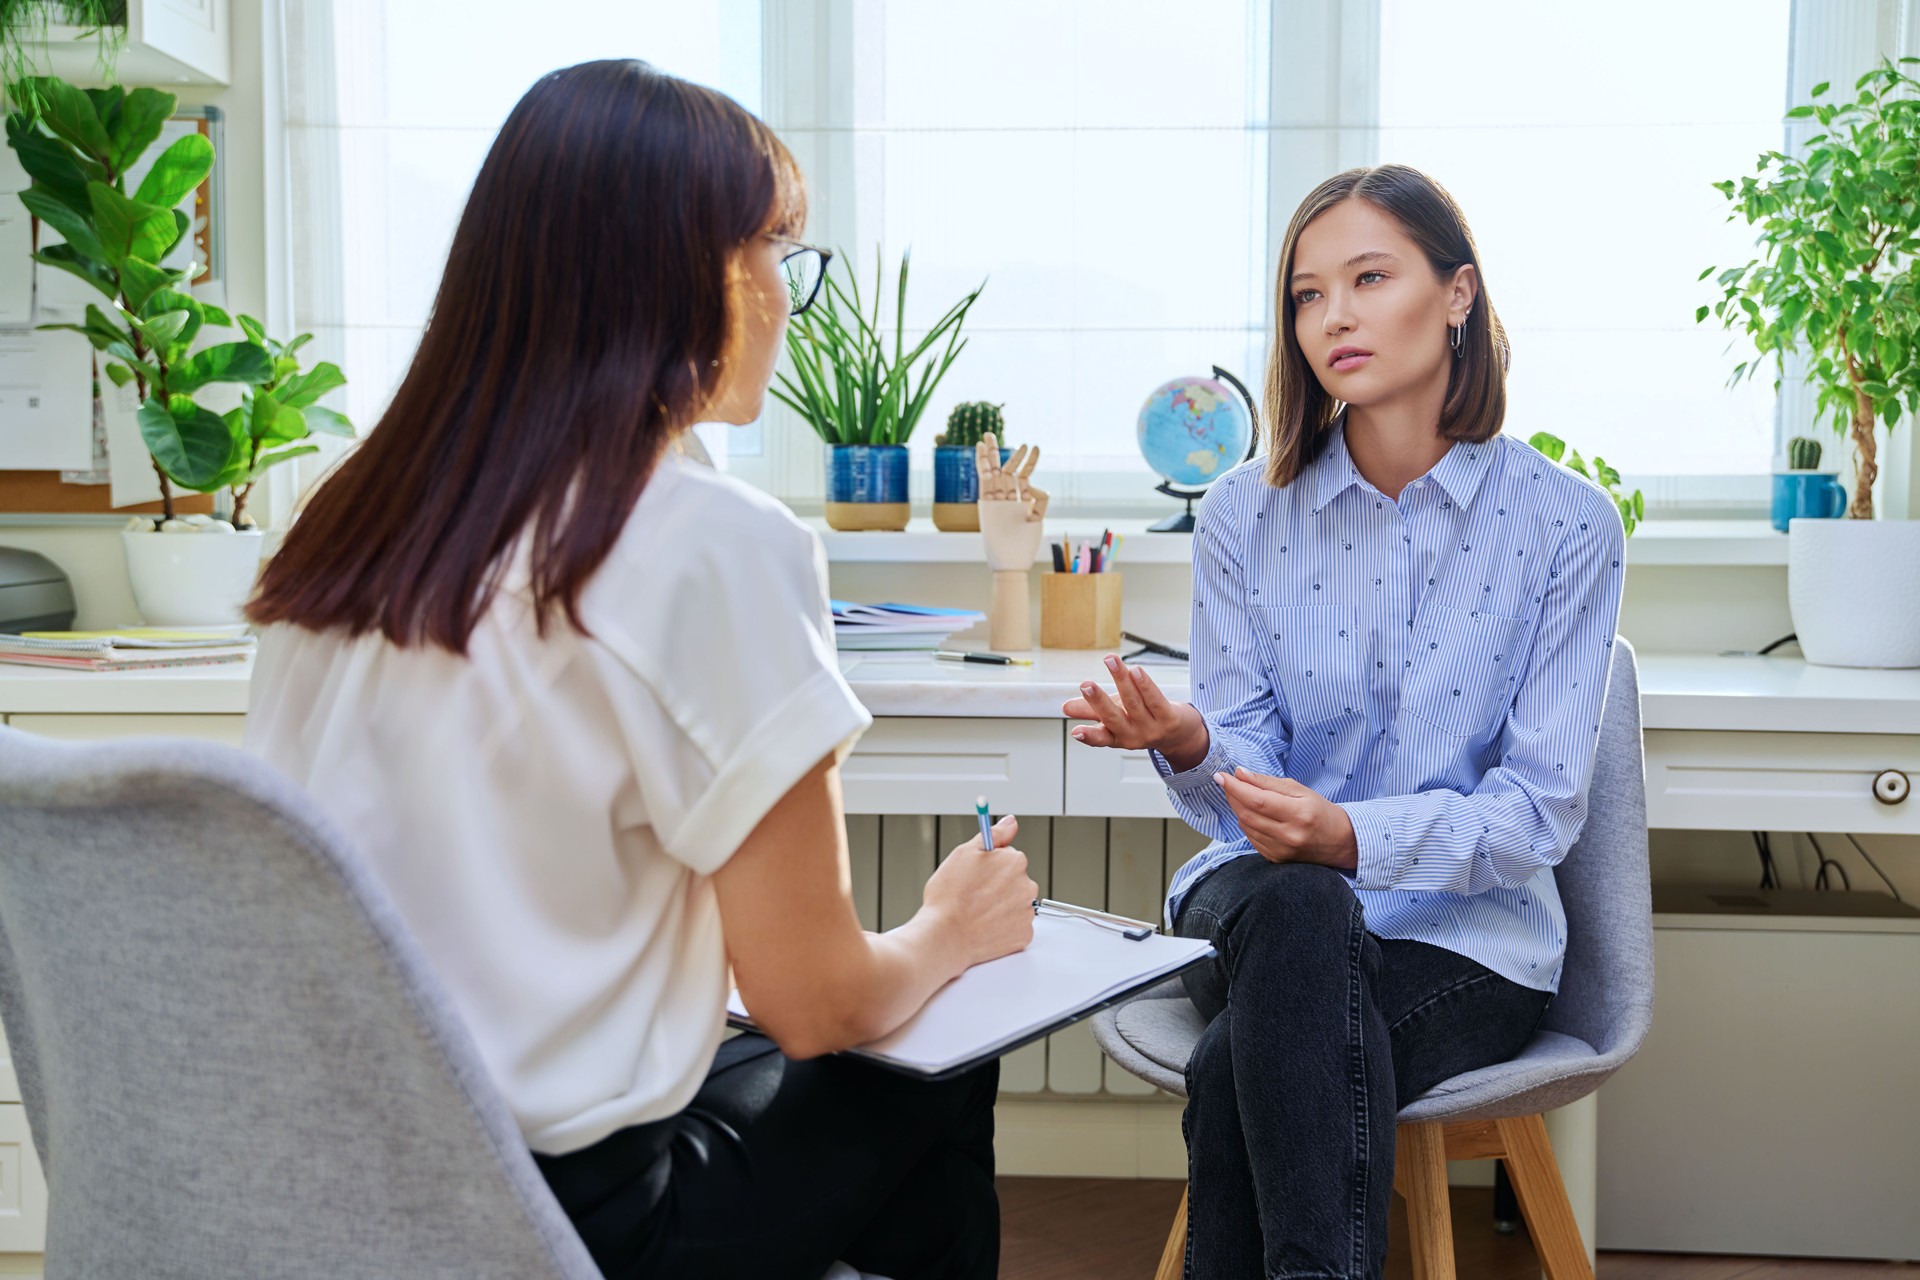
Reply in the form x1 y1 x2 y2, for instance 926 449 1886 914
727 901 1214 1079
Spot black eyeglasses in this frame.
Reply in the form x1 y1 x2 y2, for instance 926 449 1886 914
776 241 832 317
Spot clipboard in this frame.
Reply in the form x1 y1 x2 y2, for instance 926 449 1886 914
727 900 1215 1080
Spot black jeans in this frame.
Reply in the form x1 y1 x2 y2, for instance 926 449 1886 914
1173 855 1553 1280
535 1033 1000 1280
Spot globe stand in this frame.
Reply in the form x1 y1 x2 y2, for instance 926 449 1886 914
1147 483 1201 533
1143 364 1259 532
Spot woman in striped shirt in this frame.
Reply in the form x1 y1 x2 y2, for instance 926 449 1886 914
1065 163 1627 1279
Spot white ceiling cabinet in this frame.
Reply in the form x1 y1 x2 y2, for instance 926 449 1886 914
40 0 231 87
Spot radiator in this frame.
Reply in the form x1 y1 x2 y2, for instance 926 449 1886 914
845 814 1212 1095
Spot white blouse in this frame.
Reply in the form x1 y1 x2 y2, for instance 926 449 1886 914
245 453 872 1155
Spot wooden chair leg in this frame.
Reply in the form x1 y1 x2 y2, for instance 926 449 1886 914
1396 1120 1456 1280
1155 1186 1188 1280
1495 1114 1594 1280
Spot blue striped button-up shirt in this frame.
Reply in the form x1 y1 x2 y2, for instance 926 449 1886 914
1152 417 1627 993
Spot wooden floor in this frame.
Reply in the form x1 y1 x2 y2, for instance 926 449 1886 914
998 1178 1912 1280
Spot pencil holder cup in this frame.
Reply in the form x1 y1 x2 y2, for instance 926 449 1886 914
1041 572 1123 649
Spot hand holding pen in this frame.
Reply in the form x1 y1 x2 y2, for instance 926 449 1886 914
919 800 1038 968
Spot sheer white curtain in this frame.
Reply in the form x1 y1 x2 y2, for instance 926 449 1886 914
280 0 761 495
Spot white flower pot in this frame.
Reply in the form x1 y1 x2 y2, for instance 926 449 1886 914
122 529 266 627
1786 518 1920 668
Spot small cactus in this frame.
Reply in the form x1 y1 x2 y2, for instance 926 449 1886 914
1787 435 1823 470
936 401 1007 448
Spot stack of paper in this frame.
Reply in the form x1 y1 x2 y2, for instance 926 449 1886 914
0 627 254 672
730 908 1213 1078
832 601 987 651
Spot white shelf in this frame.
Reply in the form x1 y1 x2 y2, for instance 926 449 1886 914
814 517 1787 567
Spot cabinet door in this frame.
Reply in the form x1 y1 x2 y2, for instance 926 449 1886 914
841 718 1064 816
1644 729 1920 834
0 1106 46 1252
6 714 245 747
1066 737 1177 818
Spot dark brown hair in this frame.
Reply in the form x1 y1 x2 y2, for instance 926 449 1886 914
248 59 805 652
1263 164 1510 489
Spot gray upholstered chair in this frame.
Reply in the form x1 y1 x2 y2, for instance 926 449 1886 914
0 729 894 1280
1094 637 1652 1280
0 726 606 1277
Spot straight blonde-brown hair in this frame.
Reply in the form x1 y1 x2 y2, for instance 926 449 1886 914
1263 164 1511 490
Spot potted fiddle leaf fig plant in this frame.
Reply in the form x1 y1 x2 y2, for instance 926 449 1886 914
770 246 982 531
1699 56 1920 667
6 74 353 625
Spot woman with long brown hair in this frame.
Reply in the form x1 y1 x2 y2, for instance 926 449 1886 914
246 59 1032 1280
1065 165 1627 1276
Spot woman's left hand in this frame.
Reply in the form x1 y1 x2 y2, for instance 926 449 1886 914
1216 766 1360 872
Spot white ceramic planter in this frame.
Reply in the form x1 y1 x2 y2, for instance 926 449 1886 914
122 529 266 627
1787 518 1920 668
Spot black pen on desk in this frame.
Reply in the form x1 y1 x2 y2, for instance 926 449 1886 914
934 650 1033 666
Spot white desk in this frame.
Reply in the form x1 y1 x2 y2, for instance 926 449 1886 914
7 651 1916 832
1 649 1916 1264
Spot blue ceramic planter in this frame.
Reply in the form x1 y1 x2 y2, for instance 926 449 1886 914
825 444 910 530
933 444 1012 505
1770 471 1846 532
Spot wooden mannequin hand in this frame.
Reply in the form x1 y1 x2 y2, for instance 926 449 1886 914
976 433 1049 520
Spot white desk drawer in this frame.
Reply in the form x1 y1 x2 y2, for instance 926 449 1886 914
842 718 1064 816
0 1105 45 1252
1066 738 1177 818
1644 729 1920 834
5 713 246 746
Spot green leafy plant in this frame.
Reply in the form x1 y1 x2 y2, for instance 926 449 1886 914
1699 56 1920 519
5 74 351 527
770 247 983 447
935 400 1006 448
1529 431 1644 537
1787 434 1824 470
0 1 126 110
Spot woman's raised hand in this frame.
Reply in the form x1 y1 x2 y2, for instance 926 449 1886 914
1063 654 1207 760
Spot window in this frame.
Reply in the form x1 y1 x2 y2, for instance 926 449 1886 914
282 0 761 452
1375 0 1792 511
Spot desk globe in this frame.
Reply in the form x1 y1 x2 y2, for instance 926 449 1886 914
1135 366 1258 531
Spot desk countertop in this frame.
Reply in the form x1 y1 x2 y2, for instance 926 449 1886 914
1 650 1916 735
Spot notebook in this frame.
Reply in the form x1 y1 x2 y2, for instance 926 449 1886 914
0 628 255 672
727 902 1214 1079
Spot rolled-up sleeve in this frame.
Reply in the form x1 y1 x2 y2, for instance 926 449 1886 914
1150 482 1291 845
1340 492 1627 894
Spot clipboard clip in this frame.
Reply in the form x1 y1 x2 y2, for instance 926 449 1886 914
1034 898 1158 941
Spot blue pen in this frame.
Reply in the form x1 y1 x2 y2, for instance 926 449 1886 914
975 794 996 850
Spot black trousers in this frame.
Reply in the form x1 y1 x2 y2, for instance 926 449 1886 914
534 1033 1000 1280
1174 856 1553 1279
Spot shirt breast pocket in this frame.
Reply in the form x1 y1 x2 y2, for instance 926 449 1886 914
1405 603 1529 739
1254 603 1366 732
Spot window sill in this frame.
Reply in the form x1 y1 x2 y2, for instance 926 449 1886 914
810 516 1787 568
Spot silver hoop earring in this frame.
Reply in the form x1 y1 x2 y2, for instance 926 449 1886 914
1450 304 1472 357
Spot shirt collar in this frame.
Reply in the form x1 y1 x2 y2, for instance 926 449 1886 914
1307 414 1496 514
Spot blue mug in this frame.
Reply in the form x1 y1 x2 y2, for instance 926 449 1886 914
1770 471 1846 532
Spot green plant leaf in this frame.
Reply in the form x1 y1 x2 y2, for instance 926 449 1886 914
135 308 190 352
170 341 273 395
275 361 345 409
118 256 184 313
199 301 232 327
109 87 175 174
132 132 211 209
5 119 95 211
140 287 206 351
248 391 306 444
137 395 240 490
236 313 266 345
104 362 133 387
248 444 320 482
24 76 112 161
32 243 116 297
16 183 104 261
87 181 174 266
301 404 355 438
